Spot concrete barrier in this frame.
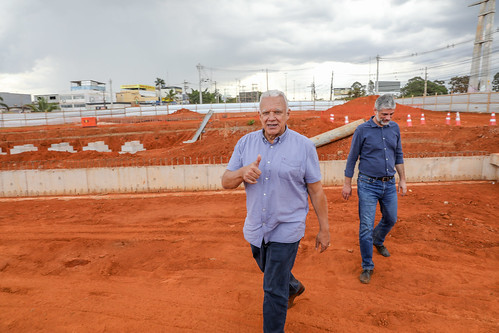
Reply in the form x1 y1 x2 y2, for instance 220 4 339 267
0 154 497 197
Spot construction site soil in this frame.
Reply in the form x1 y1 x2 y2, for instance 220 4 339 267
0 95 498 169
0 96 498 332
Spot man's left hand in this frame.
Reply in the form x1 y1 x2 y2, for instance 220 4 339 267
315 230 330 253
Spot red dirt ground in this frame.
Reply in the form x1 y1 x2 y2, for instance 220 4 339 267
0 96 498 332
0 182 497 332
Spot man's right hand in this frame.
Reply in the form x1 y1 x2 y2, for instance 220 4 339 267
342 184 352 200
242 155 262 184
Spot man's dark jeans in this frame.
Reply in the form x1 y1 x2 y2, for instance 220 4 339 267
251 240 301 333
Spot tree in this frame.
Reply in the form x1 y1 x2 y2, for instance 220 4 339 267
0 96 8 111
165 89 176 103
348 81 366 99
400 76 448 97
154 78 165 89
187 89 218 104
449 75 470 93
367 80 375 95
25 97 59 113
492 72 499 92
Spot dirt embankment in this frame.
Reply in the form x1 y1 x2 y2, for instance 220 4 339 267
0 96 497 169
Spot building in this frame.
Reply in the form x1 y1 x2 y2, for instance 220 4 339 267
239 91 260 103
33 94 60 104
333 88 351 100
116 84 157 104
0 92 32 110
161 86 183 103
60 80 111 111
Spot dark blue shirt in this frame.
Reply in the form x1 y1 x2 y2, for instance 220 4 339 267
344 116 404 178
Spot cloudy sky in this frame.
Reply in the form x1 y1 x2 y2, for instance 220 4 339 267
0 0 497 100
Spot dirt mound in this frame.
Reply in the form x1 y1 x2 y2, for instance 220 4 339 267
0 97 497 169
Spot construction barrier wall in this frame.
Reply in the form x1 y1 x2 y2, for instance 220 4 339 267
0 154 497 197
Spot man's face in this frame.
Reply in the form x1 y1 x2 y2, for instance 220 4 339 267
374 108 395 126
259 96 290 139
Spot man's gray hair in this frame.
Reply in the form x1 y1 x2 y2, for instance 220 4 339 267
259 90 289 111
375 94 396 111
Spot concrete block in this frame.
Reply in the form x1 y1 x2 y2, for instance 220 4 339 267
82 141 112 152
10 144 38 155
119 141 146 154
48 142 77 153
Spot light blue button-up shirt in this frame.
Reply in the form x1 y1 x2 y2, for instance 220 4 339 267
227 127 322 247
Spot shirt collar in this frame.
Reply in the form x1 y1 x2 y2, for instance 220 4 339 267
261 126 289 144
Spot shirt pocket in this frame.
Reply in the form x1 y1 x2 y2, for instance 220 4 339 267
278 157 303 182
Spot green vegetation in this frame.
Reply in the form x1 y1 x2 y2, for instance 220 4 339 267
25 97 59 113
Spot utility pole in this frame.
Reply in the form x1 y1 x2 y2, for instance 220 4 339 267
266 69 269 91
329 71 334 101
197 63 203 104
468 0 495 92
375 55 380 94
423 67 428 97
109 79 113 108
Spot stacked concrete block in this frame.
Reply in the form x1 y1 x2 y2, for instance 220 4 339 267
48 142 77 153
82 141 112 153
119 141 146 154
10 144 38 155
0 148 6 155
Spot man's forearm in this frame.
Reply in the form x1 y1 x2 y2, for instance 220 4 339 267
395 164 406 181
221 169 244 189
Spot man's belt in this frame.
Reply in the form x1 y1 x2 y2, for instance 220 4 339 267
360 173 394 182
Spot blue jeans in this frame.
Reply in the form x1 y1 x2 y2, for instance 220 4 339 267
357 174 398 270
251 241 301 333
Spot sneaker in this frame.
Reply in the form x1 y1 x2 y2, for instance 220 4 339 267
374 244 390 257
359 269 373 284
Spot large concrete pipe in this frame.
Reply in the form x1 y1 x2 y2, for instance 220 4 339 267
309 118 366 148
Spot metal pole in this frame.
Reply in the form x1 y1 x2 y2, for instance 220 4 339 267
375 55 380 94
197 63 203 104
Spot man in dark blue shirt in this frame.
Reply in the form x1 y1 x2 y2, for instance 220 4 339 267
342 94 407 284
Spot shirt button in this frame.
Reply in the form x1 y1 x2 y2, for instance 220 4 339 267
383 138 385 140
270 146 273 149
265 177 269 180
262 208 266 211
267 161 270 164
262 222 266 226
263 193 267 196
386 158 388 161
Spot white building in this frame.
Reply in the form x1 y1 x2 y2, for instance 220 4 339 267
60 80 112 111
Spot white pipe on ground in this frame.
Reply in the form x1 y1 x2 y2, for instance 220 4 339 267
309 118 366 147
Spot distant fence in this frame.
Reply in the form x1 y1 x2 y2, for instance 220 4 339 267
396 91 499 113
0 100 341 128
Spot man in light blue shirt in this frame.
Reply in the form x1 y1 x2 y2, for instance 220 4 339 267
222 90 330 333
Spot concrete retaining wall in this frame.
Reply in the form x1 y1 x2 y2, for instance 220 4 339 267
0 154 497 197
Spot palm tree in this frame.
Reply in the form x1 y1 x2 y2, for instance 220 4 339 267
0 96 9 111
166 89 176 103
155 78 166 104
25 97 60 113
154 78 165 89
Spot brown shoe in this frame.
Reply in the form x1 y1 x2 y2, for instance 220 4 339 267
359 269 373 284
288 283 305 308
374 244 390 257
